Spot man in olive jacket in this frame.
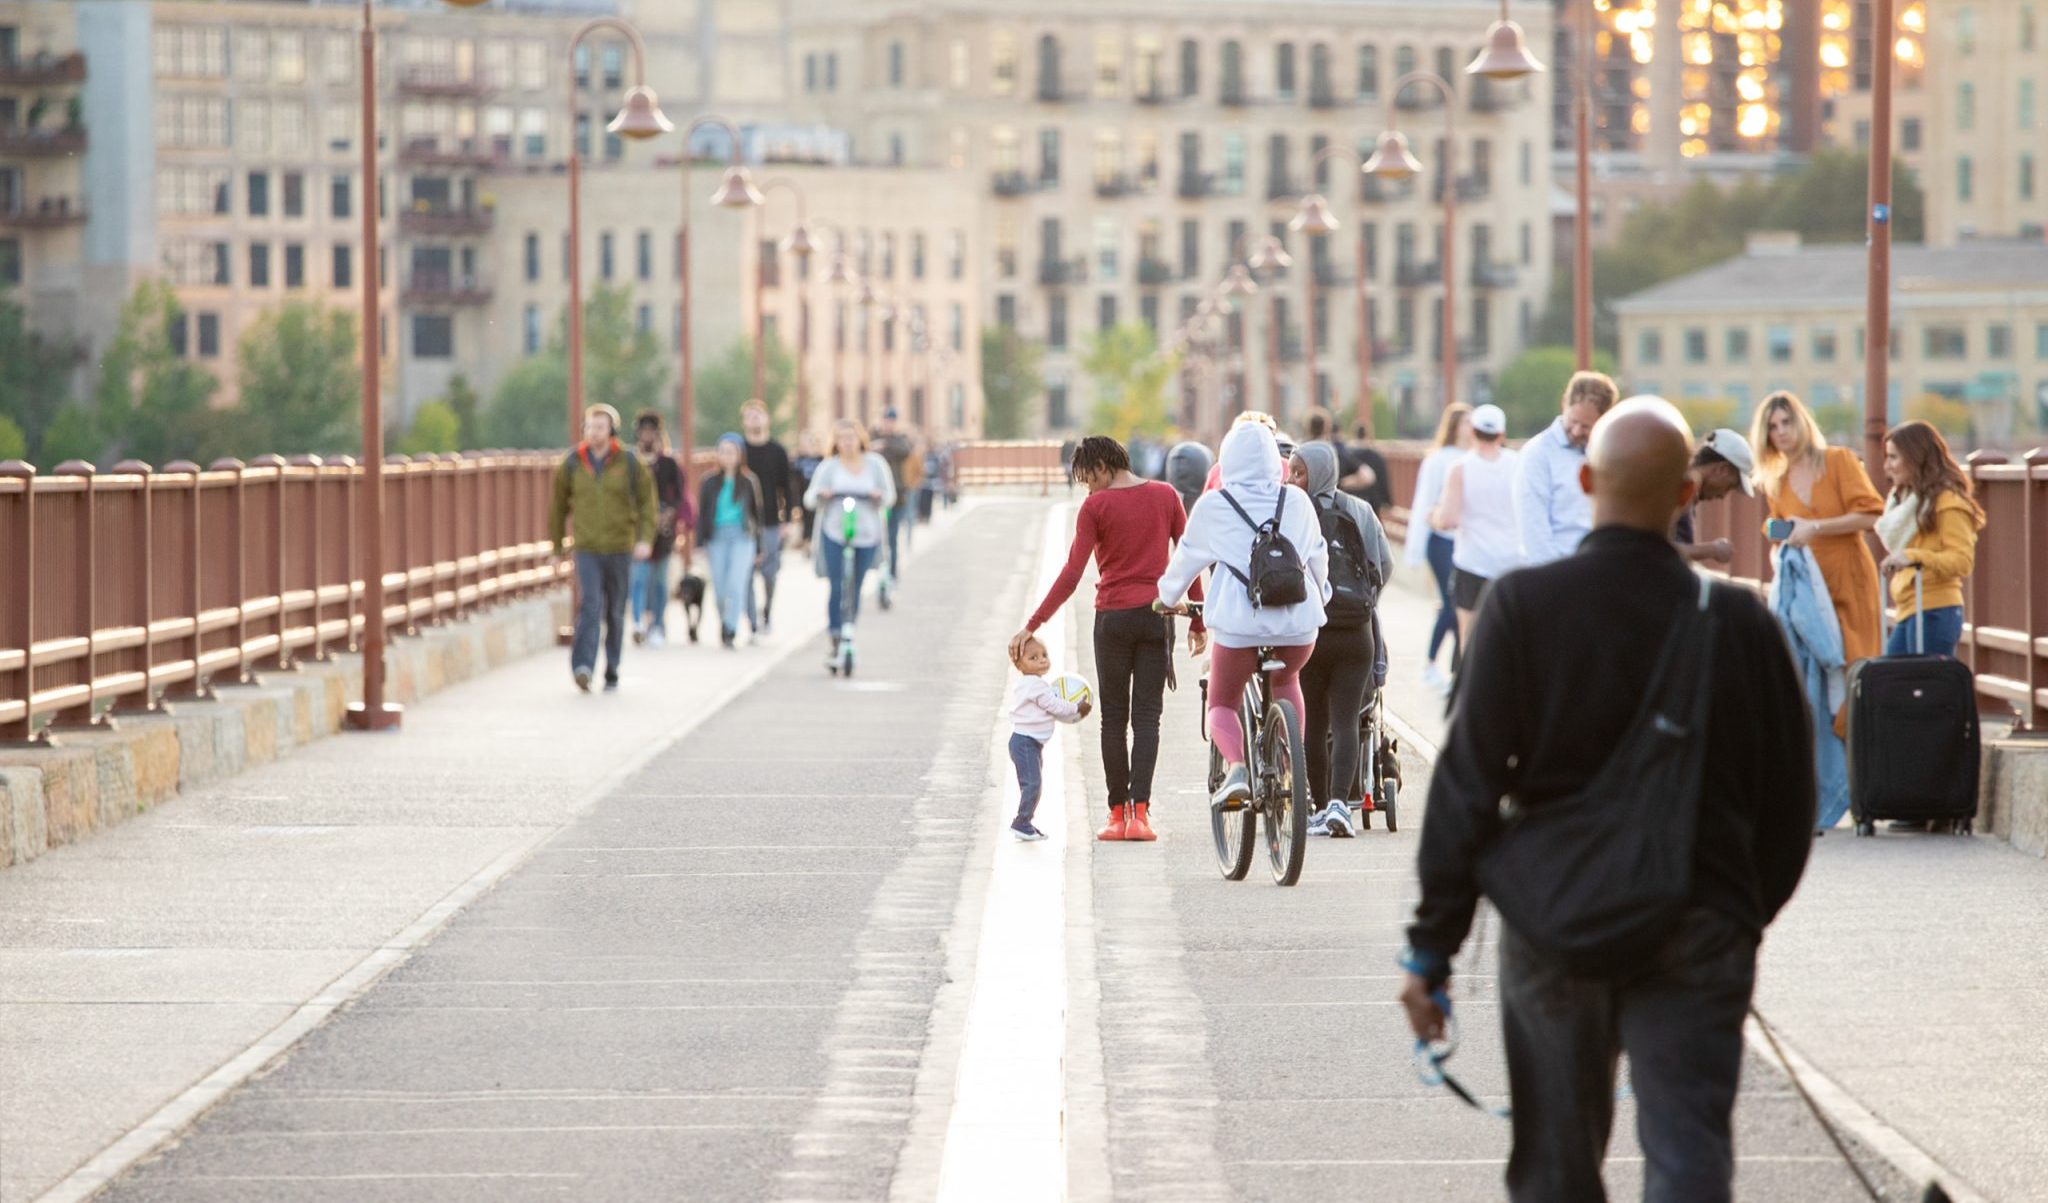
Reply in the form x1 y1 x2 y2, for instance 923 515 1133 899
550 404 656 692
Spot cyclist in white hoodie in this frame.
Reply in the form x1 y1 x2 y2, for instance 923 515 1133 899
1158 422 1331 809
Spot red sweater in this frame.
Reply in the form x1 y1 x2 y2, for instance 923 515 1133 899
1029 480 1203 629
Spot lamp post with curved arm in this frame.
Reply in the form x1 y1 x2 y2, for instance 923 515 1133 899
1367 71 1459 413
1215 234 1291 418
856 279 893 427
673 116 762 492
818 229 855 422
1290 145 1374 436
758 179 817 431
564 19 671 447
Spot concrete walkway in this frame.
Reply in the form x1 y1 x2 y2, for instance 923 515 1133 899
0 501 971 1203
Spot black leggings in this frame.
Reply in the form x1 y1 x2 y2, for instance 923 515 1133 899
1300 622 1376 806
1093 606 1170 809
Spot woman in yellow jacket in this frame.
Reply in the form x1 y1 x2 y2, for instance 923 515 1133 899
1876 420 1984 657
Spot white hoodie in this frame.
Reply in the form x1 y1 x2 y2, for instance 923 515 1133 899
1158 423 1330 650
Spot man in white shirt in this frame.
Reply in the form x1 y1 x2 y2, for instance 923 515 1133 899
1513 371 1619 566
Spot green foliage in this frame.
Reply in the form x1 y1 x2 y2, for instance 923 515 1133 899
442 373 481 447
1906 393 1973 438
0 295 79 456
483 354 572 449
396 401 463 455
1811 404 1861 444
1672 397 1738 437
38 404 101 464
980 327 1043 439
482 286 669 450
0 414 25 461
693 332 795 444
94 279 220 466
1491 346 1618 436
1537 151 1926 355
1081 323 1177 443
232 302 358 457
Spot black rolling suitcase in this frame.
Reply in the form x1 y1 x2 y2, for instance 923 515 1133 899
1845 570 1980 836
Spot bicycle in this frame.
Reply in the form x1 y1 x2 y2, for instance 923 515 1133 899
826 497 859 678
1162 600 1311 886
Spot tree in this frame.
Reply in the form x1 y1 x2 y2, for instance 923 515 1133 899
1492 345 1618 436
1906 393 1973 438
481 286 667 449
94 280 220 466
0 414 28 461
38 404 101 464
980 327 1043 439
693 332 795 444
396 401 463 455
0 295 80 456
233 301 358 457
441 373 482 448
1081 322 1177 442
483 353 571 449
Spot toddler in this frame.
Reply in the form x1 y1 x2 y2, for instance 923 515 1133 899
1006 634 1090 841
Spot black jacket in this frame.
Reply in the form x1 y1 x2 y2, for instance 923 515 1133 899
1409 526 1815 965
695 469 766 548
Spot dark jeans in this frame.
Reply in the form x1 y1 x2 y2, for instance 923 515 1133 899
821 538 878 638
572 551 633 681
1301 622 1375 806
1884 604 1963 657
1426 532 1460 665
1009 731 1044 826
885 503 908 578
1500 906 1758 1203
1093 606 1170 809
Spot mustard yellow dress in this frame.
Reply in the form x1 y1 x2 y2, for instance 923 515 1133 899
1766 446 1884 730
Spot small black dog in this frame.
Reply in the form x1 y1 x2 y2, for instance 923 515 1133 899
674 574 706 644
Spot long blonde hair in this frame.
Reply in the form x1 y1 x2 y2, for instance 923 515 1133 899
1431 403 1472 450
1749 390 1826 498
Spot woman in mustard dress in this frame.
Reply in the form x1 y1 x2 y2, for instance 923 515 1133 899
1752 391 1883 730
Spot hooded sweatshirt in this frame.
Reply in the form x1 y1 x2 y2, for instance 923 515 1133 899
1295 441 1394 593
1159 423 1330 649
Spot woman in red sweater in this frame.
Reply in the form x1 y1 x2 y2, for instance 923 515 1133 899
1009 436 1204 842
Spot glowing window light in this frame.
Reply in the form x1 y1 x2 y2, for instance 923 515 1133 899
1683 138 1709 157
1900 2 1926 33
1738 103 1770 138
1737 73 1766 101
1896 36 1922 64
1820 42 1849 68
1630 30 1653 63
1632 108 1653 134
1686 32 1714 64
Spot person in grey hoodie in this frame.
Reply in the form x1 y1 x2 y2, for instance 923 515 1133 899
1290 441 1395 837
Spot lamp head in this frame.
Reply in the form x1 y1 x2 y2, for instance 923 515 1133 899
1250 236 1293 273
1363 129 1423 181
1289 193 1340 237
607 85 673 140
781 221 817 259
711 164 765 208
826 252 854 285
857 280 883 308
1221 264 1260 299
1468 19 1546 81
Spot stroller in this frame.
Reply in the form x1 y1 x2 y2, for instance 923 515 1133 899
1344 611 1404 832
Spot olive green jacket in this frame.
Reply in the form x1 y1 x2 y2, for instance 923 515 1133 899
549 442 657 555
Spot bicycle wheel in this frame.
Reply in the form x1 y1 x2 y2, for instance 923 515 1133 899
1210 738 1255 881
1262 699 1310 885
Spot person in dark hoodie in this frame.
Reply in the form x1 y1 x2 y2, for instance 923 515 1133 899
1289 441 1394 838
1164 440 1215 515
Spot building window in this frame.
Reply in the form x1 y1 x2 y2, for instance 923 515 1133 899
1039 128 1061 183
1098 294 1118 331
250 242 272 288
168 313 189 357
332 244 352 289
950 38 970 89
284 243 305 289
636 230 652 281
637 303 652 334
414 313 454 359
1222 132 1246 195
1812 328 1837 362
525 233 540 282
1357 45 1378 99
1038 33 1062 99
2023 155 2037 202
282 172 304 219
1924 325 1967 359
1096 33 1122 98
1959 83 1976 131
1767 325 1793 363
996 294 1017 328
1095 217 1119 279
1048 293 1068 349
1181 218 1200 276
804 53 817 92
248 171 270 217
1274 41 1296 100
1141 294 1161 335
1901 118 1922 151
889 40 905 87
330 174 350 219
2023 80 2038 129
196 313 220 359
994 31 1017 95
0 238 20 286
1683 328 1707 363
2037 321 2048 359
1048 382 1070 428
1179 38 1199 97
600 232 615 281
213 241 231 286
1990 323 2013 358
1220 39 1243 103
1959 155 1974 202
1638 328 1663 365
912 232 928 279
1725 327 1750 363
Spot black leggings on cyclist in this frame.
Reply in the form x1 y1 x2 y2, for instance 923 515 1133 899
1093 606 1169 810
1301 621 1376 807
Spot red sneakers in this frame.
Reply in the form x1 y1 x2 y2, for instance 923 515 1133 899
1125 802 1158 841
1095 804 1129 841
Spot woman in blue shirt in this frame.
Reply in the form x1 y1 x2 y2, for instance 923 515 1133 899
695 434 766 650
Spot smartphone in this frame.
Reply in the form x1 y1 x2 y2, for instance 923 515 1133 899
1766 518 1795 541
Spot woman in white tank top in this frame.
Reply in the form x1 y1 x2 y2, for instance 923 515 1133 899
1430 405 1520 640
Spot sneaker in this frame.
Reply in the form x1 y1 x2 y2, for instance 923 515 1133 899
1423 662 1450 694
645 628 666 650
573 668 592 693
632 627 646 647
1211 766 1250 811
1010 822 1047 842
1324 799 1356 839
1307 809 1331 837
602 676 619 693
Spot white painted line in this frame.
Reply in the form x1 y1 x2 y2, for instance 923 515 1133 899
935 503 1073 1203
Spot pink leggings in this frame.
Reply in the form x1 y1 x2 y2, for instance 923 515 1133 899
1207 642 1314 765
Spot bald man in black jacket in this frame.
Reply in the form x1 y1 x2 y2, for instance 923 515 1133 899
1399 398 1815 1203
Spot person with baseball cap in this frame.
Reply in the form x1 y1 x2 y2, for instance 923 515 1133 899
549 403 656 692
1429 403 1521 652
1674 426 1757 566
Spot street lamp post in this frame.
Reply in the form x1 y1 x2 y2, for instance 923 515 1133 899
759 180 818 431
823 235 854 422
1863 0 1896 476
1368 72 1461 413
564 19 672 447
673 117 763 493
1572 0 1595 369
1461 2 1553 363
347 0 493 732
857 279 891 426
1290 148 1377 436
1216 236 1291 417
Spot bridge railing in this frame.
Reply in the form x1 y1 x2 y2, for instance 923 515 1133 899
952 441 1063 493
1379 442 2048 732
0 453 568 741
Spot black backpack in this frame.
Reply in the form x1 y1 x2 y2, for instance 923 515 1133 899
1317 499 1380 628
1219 489 1309 609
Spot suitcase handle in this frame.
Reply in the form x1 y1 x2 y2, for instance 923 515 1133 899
1881 564 1927 655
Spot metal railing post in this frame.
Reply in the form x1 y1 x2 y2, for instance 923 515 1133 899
48 459 100 729
0 459 36 743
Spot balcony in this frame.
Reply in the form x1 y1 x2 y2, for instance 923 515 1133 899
0 126 86 156
1266 175 1304 202
1359 175 1401 203
1308 85 1341 110
1472 81 1516 113
1397 88 1445 112
403 271 493 306
0 197 86 229
0 52 87 88
1434 174 1490 203
1471 260 1519 289
1094 173 1140 200
1278 333 1306 363
1313 261 1350 288
1395 261 1440 288
1220 84 1247 108
398 137 504 169
991 171 1037 197
400 205 495 238
1459 338 1489 362
1038 256 1086 286
399 68 489 99
1036 79 1073 103
1137 258 1175 287
1177 172 1217 200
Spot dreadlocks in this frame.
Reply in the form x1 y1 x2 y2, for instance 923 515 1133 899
1070 435 1131 479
